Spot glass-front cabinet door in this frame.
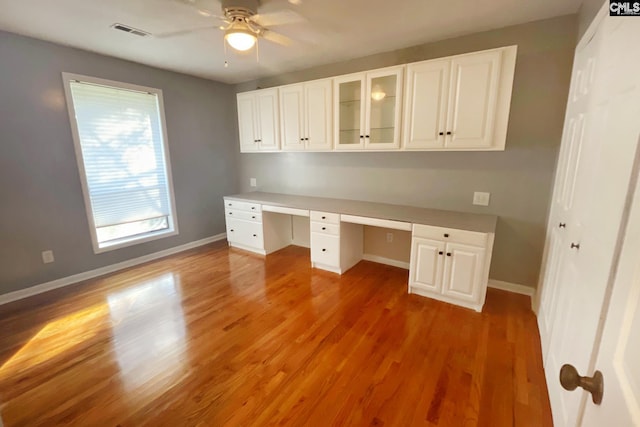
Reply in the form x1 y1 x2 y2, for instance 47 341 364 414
364 66 404 149
334 74 365 150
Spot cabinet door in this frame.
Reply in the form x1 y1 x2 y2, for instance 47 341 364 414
446 50 502 149
403 60 450 149
409 237 445 293
280 84 305 151
236 93 259 152
365 66 404 150
441 242 485 302
256 88 280 151
305 79 333 150
334 73 365 150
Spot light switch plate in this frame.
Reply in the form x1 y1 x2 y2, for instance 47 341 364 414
42 250 55 264
473 192 490 206
250 178 257 187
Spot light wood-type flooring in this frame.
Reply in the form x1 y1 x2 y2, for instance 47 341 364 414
0 242 552 426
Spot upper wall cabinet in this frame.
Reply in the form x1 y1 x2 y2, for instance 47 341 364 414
334 66 404 150
280 79 333 151
403 46 517 151
235 45 517 153
237 88 280 153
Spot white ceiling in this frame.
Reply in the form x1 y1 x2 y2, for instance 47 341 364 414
0 0 582 84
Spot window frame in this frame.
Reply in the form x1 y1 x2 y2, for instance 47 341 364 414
62 72 179 254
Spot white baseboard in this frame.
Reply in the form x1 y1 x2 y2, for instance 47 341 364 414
362 254 410 270
0 233 227 306
488 279 535 296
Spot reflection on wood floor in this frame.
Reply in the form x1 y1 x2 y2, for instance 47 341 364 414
0 242 552 426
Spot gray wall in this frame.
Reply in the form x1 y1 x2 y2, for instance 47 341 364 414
0 31 238 295
578 0 605 38
235 15 578 288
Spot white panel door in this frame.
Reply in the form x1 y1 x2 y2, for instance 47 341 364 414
305 79 333 150
236 93 258 152
538 226 566 358
583 158 640 426
446 50 502 149
280 84 305 151
441 243 485 302
540 11 640 426
256 89 279 151
409 237 445 293
403 59 450 149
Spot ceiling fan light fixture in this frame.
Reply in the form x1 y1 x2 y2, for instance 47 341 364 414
225 25 257 51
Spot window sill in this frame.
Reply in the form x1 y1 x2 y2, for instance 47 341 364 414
93 228 179 254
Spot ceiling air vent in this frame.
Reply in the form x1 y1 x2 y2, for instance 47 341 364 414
110 23 150 37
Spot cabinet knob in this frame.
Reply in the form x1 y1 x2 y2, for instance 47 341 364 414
251 207 256 210
230 229 234 232
571 243 580 250
365 135 370 138
252 216 256 219
438 251 444 255
322 248 326 252
229 212 233 215
304 137 309 141
300 138 304 141
439 132 444 136
322 227 326 230
322 216 326 219
228 203 232 206
559 223 566 228
444 233 449 238
253 234 257 237
446 131 452 135
360 135 364 138
446 252 452 256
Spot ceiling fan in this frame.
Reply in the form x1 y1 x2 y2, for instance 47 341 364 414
167 0 305 52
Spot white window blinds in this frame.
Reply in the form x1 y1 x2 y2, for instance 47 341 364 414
67 77 176 251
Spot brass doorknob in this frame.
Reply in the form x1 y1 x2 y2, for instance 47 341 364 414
559 364 604 405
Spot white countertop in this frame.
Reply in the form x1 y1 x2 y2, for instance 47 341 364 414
225 192 497 234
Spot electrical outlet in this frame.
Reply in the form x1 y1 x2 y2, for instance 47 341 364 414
386 232 394 243
473 192 491 206
250 178 257 187
42 250 55 264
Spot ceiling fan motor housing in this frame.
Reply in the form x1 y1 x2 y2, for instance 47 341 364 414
221 0 259 17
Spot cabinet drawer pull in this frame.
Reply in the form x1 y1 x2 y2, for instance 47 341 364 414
322 216 326 219
253 234 257 237
571 243 580 250
322 227 326 230
228 203 232 207
251 207 256 210
444 233 449 238
322 248 326 252
252 216 256 219
446 252 452 256
229 212 233 215
559 223 566 228
230 229 234 232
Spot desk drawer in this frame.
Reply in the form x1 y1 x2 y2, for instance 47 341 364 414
225 208 261 222
311 232 340 267
310 211 340 224
413 224 487 247
226 217 264 249
224 199 262 213
310 222 339 236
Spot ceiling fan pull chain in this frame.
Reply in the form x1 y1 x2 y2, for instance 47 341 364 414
256 37 260 63
223 35 229 68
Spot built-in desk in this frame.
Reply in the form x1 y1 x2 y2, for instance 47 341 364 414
223 192 497 312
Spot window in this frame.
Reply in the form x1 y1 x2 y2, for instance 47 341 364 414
63 73 178 253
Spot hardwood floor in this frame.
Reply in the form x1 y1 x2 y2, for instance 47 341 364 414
0 242 552 426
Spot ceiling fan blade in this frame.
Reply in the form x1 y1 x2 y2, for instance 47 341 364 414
154 25 219 39
253 10 306 27
261 29 294 46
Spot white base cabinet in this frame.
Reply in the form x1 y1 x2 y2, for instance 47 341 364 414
309 211 363 274
409 224 494 312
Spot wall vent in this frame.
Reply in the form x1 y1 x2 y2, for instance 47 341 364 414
110 23 150 37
